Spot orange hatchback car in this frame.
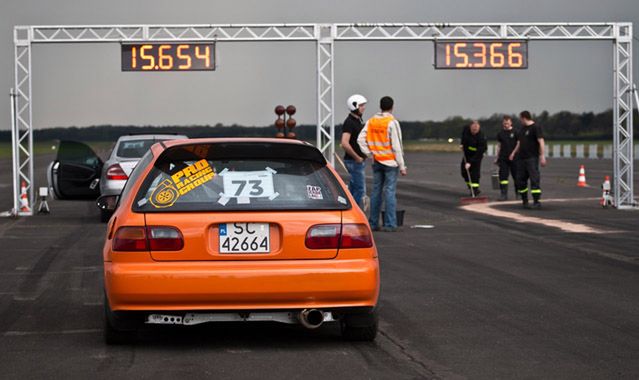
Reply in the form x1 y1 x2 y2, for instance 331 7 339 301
98 138 380 343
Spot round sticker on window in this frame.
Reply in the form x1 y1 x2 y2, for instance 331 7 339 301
149 179 180 208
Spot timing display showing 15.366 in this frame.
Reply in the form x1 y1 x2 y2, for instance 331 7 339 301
435 40 528 69
121 43 215 71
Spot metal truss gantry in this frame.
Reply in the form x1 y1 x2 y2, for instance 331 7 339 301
10 22 635 215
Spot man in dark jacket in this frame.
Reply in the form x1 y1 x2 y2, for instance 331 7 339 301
340 94 368 208
509 111 547 209
460 120 487 196
494 115 519 201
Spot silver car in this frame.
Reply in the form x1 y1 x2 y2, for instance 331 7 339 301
48 134 187 222
99 134 187 220
100 135 188 196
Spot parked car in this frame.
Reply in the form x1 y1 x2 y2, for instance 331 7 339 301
99 134 187 221
48 134 188 222
97 138 380 344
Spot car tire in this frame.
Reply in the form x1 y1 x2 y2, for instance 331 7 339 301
340 310 378 342
104 315 135 345
104 297 136 345
100 209 112 223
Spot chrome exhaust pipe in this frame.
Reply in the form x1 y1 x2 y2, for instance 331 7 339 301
298 309 325 329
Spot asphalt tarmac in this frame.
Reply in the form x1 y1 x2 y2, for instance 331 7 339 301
0 151 638 379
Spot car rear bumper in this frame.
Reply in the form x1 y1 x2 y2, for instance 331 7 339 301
99 179 126 196
105 258 379 311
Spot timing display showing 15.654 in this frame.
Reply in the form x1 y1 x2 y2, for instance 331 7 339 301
121 43 215 71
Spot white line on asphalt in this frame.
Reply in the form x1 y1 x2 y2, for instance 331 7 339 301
0 268 100 276
13 296 37 301
4 329 101 336
461 198 619 234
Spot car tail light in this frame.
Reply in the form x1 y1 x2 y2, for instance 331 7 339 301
112 226 184 251
305 224 373 250
106 164 128 180
340 224 373 248
113 226 148 251
147 226 184 251
305 224 341 249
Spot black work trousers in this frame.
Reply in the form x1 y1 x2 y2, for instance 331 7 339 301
461 158 482 190
516 157 541 201
498 158 518 193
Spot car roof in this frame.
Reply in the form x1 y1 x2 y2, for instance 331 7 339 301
117 134 188 142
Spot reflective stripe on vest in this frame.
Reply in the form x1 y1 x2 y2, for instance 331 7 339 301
366 115 396 163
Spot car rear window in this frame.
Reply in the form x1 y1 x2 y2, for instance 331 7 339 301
116 139 156 158
132 142 351 212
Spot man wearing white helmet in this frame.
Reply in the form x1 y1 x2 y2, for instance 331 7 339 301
340 94 368 208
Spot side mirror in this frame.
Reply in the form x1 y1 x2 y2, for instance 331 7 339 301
96 195 119 211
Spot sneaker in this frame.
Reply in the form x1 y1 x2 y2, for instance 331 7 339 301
371 226 381 232
381 226 398 232
532 201 542 209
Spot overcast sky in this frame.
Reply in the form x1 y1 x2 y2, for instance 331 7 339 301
0 0 637 130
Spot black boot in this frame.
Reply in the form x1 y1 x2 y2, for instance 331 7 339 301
532 192 541 209
498 185 508 201
522 195 531 209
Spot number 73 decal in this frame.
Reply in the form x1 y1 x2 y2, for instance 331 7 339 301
217 167 280 205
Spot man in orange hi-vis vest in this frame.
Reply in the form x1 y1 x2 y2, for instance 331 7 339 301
357 96 407 232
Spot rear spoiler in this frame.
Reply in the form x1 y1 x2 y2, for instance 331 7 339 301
157 142 327 166
125 132 186 136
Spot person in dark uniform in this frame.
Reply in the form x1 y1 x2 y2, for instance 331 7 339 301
460 120 487 196
509 110 547 209
494 115 519 201
340 94 368 208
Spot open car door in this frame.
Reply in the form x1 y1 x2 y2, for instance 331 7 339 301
49 140 103 200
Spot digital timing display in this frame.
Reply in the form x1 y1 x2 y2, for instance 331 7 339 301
121 43 215 72
435 41 528 69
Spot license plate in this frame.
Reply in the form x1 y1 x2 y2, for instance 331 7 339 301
219 223 270 254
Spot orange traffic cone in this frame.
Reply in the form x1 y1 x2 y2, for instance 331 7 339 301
20 181 31 213
577 165 588 187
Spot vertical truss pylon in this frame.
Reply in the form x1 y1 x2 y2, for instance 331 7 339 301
13 26 33 215
316 24 335 165
612 23 634 209
8 22 636 215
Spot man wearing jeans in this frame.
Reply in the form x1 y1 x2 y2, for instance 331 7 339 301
340 94 368 208
357 96 407 232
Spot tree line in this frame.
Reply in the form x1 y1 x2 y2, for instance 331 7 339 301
399 109 638 141
0 109 636 142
